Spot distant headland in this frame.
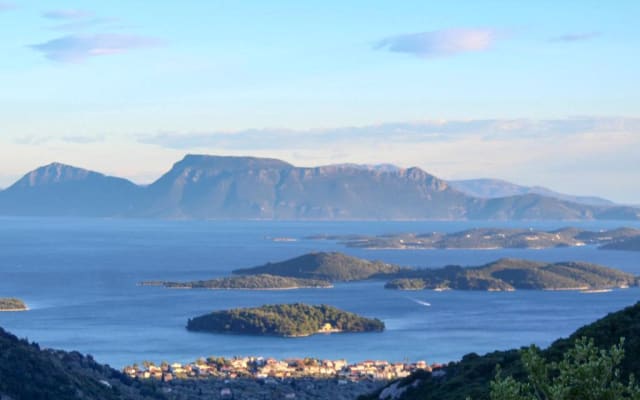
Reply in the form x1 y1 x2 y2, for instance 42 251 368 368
308 227 640 251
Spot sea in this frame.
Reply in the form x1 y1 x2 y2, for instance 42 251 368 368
0 217 639 369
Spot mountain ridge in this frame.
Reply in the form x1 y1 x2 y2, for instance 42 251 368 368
0 154 637 220
450 178 616 206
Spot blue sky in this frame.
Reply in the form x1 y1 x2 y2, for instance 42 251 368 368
0 1 639 202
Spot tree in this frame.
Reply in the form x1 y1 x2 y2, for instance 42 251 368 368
491 337 640 400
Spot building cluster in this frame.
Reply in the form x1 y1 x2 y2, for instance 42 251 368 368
124 356 440 383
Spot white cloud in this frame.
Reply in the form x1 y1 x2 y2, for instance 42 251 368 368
30 34 162 62
375 28 499 58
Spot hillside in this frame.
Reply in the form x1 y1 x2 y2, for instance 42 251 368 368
450 178 615 206
0 155 638 220
601 236 640 251
385 258 639 291
0 163 140 217
0 327 165 400
361 301 640 400
233 252 405 282
186 303 385 337
142 274 332 289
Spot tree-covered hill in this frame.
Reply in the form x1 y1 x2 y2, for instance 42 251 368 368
186 303 385 337
0 327 166 400
360 302 640 400
385 258 638 291
233 252 405 282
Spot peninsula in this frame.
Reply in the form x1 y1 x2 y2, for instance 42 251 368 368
385 258 639 291
0 298 27 311
140 274 332 290
601 236 640 251
309 227 640 250
186 303 385 337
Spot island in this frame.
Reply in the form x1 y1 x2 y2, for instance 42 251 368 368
233 252 406 282
140 274 332 290
384 258 639 291
0 298 27 311
186 303 385 337
308 227 640 250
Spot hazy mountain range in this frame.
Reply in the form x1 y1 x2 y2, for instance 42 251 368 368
449 178 615 207
0 154 637 220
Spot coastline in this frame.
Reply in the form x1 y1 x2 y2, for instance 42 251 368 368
0 307 29 312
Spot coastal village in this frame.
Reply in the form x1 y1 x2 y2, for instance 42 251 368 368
124 356 439 383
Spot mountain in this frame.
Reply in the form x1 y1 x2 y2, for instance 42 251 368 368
136 154 469 219
0 163 140 217
233 252 405 282
0 327 165 400
450 178 615 206
360 301 640 400
0 155 638 220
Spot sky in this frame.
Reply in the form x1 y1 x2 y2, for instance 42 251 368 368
0 1 639 203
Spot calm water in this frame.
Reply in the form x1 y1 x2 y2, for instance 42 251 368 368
0 218 639 368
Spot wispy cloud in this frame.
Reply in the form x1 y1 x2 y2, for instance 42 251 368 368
137 117 640 151
0 1 15 12
30 34 162 62
42 9 92 20
375 28 499 58
549 31 601 42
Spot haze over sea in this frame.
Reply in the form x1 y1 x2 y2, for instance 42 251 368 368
1 217 639 369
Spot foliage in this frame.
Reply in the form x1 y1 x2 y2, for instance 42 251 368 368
187 303 385 337
233 252 405 282
386 258 637 291
161 273 332 289
490 337 640 400
0 327 166 400
361 302 640 400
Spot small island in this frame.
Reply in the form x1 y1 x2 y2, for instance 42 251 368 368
140 274 332 290
385 258 639 291
0 298 27 312
308 227 640 250
186 303 385 337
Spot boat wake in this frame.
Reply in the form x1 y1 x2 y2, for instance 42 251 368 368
410 298 431 307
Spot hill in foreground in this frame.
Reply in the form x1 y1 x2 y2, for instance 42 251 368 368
385 258 639 291
0 327 165 400
361 301 640 400
233 252 405 282
186 303 385 337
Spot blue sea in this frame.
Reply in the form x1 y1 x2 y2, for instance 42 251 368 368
0 217 639 369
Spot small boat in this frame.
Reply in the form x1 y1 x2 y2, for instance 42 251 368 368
412 299 431 307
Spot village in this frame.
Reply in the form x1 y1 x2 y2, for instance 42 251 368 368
123 356 441 383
